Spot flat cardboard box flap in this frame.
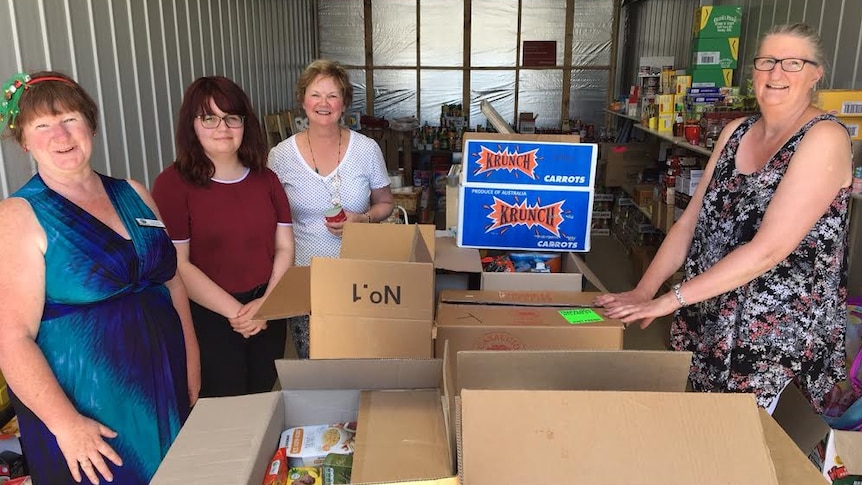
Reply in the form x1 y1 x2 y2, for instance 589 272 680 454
439 289 601 307
352 390 453 484
275 358 443 390
771 382 831 455
456 350 692 393
459 390 779 485
758 409 831 485
434 236 482 273
255 265 311 320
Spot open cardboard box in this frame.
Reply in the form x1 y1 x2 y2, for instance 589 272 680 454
772 383 862 481
454 350 824 485
434 290 624 358
255 223 438 358
151 357 456 485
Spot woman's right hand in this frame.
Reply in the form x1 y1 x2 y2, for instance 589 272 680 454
54 414 123 484
593 288 651 310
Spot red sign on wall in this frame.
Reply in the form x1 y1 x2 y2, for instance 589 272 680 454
522 41 557 67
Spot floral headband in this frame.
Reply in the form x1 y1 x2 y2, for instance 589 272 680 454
1 73 73 130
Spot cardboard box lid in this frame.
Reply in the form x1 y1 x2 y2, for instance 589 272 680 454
256 265 311 320
458 390 779 485
480 272 583 292
770 382 831 456
439 289 600 307
150 392 283 484
352 390 453 484
456 350 692 393
275 358 443 390
434 236 482 273
758 409 831 485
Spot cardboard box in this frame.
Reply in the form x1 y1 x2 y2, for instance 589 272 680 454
433 235 482 302
479 252 607 293
454 350 824 485
152 358 455 485
458 133 598 252
839 116 862 141
256 224 436 359
772 383 862 482
600 143 660 187
651 199 675 233
693 5 742 38
815 89 862 116
434 290 624 358
691 37 739 69
690 68 733 87
518 112 537 134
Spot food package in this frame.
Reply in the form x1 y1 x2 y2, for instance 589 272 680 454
262 447 289 485
321 453 353 485
287 467 322 485
279 423 356 467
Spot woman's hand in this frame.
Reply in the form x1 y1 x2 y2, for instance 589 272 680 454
54 414 123 484
230 298 268 338
187 355 201 407
597 292 680 329
324 211 367 237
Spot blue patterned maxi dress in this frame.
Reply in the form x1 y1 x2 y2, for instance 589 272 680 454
9 173 190 484
671 114 849 413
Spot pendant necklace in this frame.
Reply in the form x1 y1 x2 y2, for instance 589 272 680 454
307 127 342 175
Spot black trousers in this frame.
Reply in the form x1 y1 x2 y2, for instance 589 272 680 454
190 284 287 398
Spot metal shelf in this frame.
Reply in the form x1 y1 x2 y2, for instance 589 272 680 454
605 110 713 157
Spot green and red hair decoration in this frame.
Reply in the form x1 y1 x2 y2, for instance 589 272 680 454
1 72 72 129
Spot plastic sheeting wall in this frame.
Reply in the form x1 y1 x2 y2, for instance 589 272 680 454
318 0 614 131
0 0 317 199
615 0 861 100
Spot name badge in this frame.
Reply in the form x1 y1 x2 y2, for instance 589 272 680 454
136 218 166 228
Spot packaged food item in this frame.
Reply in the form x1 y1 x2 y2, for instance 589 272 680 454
279 423 356 467
287 466 322 485
507 252 561 273
321 453 353 485
263 447 289 485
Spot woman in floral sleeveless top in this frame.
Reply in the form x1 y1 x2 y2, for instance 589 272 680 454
596 23 852 412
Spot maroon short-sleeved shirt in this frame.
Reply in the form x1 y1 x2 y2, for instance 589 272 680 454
152 165 292 293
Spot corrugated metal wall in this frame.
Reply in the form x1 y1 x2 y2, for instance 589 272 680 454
0 0 317 199
615 0 861 98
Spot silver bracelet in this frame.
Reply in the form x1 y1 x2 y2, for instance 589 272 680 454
672 283 687 307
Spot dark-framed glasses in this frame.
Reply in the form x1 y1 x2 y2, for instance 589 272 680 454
753 57 819 72
196 114 246 129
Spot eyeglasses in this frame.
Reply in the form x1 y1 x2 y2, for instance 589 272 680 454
753 57 819 72
196 114 246 129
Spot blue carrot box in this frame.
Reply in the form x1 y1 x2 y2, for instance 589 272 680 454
457 134 598 252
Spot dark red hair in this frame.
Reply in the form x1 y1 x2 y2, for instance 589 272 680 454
174 76 266 186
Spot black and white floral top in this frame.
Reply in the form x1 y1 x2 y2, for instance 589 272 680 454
671 113 850 412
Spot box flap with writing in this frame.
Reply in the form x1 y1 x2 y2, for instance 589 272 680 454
459 390 778 485
352 390 452 484
275 358 443 390
151 392 283 485
254 265 311 320
758 409 828 485
436 304 622 329
434 236 482 273
310 258 434 320
456 350 691 393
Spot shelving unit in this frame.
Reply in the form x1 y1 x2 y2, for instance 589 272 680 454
604 109 712 156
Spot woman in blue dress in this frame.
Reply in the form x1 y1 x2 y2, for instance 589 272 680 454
0 71 200 484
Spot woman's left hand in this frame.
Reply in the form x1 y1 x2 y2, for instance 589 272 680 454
600 293 679 329
325 211 367 237
230 298 268 338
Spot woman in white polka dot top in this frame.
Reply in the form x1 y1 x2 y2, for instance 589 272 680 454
269 59 394 357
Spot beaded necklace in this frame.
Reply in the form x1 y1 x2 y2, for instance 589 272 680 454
307 127 342 175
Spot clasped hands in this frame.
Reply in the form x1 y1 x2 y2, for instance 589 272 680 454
229 297 267 338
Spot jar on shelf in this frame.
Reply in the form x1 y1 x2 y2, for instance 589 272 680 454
705 123 721 150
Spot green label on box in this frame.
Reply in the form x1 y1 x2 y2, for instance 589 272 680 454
559 308 604 324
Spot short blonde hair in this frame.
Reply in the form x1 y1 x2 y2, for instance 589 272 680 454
295 59 353 108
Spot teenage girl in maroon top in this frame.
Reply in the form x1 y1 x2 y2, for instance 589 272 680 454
153 76 294 397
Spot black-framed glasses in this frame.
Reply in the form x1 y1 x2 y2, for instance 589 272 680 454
753 57 819 72
196 114 246 129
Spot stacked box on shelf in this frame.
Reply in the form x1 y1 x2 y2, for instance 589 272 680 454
816 89 862 140
591 193 614 236
458 133 597 252
690 5 741 88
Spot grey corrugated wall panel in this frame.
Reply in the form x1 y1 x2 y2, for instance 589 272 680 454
0 0 317 199
616 0 861 99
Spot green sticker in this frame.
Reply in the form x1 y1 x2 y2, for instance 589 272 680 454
559 308 604 324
